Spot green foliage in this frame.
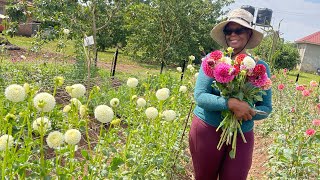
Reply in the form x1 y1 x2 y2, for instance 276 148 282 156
4 0 30 37
124 0 232 65
12 0 235 67
252 34 300 70
32 0 127 49
273 43 300 70
96 15 128 51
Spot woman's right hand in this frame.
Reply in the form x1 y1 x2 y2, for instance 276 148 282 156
227 98 256 121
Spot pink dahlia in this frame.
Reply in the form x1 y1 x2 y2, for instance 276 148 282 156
295 85 305 91
249 73 268 88
305 128 315 136
310 80 318 87
202 59 215 78
278 84 285 90
209 50 223 61
213 63 234 83
261 78 272 90
283 68 288 74
302 89 310 97
312 119 320 126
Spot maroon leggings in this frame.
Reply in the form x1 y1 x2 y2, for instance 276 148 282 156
189 115 254 180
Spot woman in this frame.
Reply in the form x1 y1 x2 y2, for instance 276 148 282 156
189 8 272 180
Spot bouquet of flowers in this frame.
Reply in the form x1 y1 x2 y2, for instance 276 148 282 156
202 47 272 158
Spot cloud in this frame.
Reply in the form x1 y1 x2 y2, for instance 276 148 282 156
225 0 320 42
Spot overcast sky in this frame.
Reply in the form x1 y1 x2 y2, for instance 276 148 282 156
225 0 320 42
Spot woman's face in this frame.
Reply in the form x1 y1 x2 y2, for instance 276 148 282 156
224 22 251 52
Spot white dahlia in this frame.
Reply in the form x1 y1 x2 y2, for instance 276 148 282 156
64 129 81 145
0 134 14 151
33 92 56 112
127 78 139 88
5 84 26 102
243 56 256 70
179 86 188 93
162 110 177 121
32 117 51 133
145 107 158 120
69 84 86 98
156 88 170 101
94 105 114 123
137 98 147 108
46 131 64 149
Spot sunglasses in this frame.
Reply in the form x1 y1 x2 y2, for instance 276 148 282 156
223 28 248 35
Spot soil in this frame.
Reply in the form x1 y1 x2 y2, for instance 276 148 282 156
5 48 148 75
248 121 271 180
5 47 271 179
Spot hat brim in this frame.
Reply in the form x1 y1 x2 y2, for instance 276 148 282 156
210 19 263 49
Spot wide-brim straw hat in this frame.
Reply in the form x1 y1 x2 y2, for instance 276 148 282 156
210 8 263 49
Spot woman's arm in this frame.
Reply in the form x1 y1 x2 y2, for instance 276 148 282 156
194 64 229 111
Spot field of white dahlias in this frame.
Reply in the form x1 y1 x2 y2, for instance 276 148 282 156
0 59 197 179
0 57 319 179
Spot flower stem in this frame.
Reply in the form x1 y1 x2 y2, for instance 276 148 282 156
237 122 247 143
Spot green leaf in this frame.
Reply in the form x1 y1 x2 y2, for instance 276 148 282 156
110 157 125 171
81 150 90 160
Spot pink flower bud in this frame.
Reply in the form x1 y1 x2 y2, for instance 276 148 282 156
278 84 285 90
290 107 295 113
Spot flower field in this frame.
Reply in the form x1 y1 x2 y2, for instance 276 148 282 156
0 58 197 179
0 55 319 179
260 69 320 179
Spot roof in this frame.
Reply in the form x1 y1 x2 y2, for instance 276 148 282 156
295 31 320 46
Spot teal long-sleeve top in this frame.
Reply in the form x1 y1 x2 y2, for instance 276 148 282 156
193 59 273 133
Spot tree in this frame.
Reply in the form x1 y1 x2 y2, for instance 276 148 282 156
252 32 300 70
124 0 232 65
33 0 127 67
5 0 30 37
272 43 300 70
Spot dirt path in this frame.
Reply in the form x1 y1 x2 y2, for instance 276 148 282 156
248 121 271 179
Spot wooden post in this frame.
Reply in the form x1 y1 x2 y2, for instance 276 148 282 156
160 61 165 74
295 73 300 85
110 48 118 77
180 60 186 81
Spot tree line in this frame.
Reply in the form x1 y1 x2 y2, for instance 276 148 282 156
4 0 299 70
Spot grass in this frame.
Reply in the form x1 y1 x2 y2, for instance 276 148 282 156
287 70 320 85
6 35 320 84
7 35 132 64
6 35 163 75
